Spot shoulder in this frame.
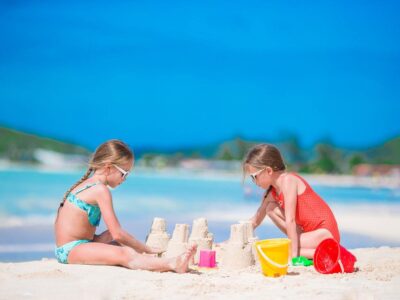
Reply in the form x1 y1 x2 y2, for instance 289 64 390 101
281 173 298 189
91 183 112 203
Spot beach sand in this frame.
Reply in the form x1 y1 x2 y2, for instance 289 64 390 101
0 247 399 300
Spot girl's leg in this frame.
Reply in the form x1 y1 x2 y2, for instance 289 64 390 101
299 228 333 259
68 242 197 273
93 230 113 243
93 230 121 246
265 203 332 258
128 244 197 273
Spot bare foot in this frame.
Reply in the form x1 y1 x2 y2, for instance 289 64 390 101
171 244 198 273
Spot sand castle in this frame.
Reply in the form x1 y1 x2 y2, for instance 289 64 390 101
146 217 256 269
220 222 257 269
239 220 257 243
164 223 190 258
239 220 259 264
145 217 170 252
188 218 214 264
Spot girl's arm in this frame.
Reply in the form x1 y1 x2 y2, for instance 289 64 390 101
95 186 156 254
282 176 299 258
250 189 271 229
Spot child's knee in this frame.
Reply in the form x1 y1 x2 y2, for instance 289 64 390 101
266 209 276 219
266 206 280 219
121 246 138 262
94 230 113 243
103 230 113 241
318 229 333 242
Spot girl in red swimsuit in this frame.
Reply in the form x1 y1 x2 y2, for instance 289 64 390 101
244 144 340 259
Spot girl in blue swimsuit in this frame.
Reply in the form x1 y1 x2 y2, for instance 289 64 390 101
54 139 196 272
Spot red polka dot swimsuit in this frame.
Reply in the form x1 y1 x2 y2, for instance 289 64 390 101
270 173 340 242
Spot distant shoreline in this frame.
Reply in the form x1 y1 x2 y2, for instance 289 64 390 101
1 162 399 189
1 161 400 190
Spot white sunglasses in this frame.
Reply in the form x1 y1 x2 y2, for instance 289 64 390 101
113 164 130 179
249 168 265 182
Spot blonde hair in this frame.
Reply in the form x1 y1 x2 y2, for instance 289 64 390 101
59 139 133 208
242 144 286 181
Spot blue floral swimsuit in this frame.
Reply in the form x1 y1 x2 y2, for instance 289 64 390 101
55 182 102 264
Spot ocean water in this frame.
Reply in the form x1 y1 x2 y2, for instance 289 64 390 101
0 169 399 262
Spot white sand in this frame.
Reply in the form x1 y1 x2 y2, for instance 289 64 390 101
1 247 399 300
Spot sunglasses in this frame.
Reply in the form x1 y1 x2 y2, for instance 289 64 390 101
113 164 130 179
249 168 265 182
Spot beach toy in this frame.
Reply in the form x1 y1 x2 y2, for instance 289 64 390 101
255 238 291 277
314 238 357 274
198 249 217 268
291 256 313 267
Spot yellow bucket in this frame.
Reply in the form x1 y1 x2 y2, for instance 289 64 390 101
255 238 291 277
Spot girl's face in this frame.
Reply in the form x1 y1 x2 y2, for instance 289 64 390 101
106 159 134 188
246 165 273 189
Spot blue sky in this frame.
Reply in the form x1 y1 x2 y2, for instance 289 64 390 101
0 0 399 150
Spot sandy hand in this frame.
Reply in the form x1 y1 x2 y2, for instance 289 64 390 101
172 244 198 273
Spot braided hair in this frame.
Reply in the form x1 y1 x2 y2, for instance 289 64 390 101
57 139 133 210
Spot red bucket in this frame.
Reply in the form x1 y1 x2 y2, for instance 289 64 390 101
314 238 357 274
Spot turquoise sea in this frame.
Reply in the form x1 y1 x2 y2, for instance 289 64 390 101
1 169 399 262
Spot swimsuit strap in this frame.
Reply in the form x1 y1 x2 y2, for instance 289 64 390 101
270 173 309 201
73 181 101 195
290 173 311 189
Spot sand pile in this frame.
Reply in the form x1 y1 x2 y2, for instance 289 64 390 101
146 217 257 269
188 218 214 264
219 222 257 269
164 223 190 258
145 217 170 252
